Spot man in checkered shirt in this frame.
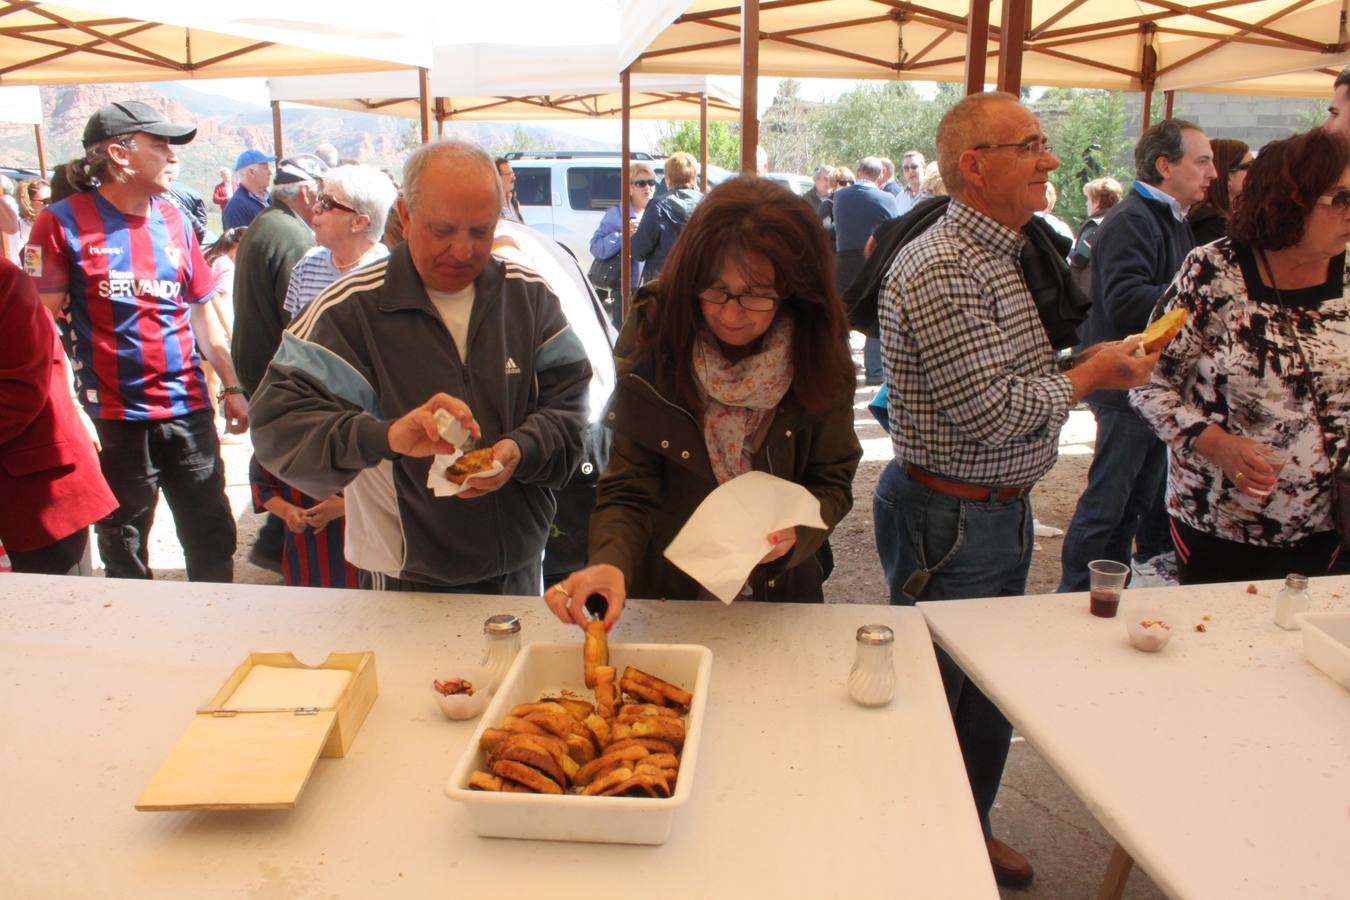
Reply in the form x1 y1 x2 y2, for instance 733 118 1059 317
873 92 1158 888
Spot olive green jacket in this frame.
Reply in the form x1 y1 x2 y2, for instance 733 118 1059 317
588 345 861 603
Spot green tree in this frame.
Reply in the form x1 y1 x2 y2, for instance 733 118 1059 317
657 119 741 170
1034 89 1134 231
761 78 819 173
811 81 958 171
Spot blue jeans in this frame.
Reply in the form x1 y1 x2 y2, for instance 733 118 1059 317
1058 404 1169 592
873 460 1033 838
863 335 884 384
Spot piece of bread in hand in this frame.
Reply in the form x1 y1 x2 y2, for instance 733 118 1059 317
1130 308 1187 355
445 447 496 485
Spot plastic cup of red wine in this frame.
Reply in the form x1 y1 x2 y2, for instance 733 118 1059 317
1087 559 1129 618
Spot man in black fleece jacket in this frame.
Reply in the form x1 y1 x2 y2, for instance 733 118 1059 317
1059 119 1215 591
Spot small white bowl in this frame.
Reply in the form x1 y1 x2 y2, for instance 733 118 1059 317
431 666 492 720
1126 616 1174 653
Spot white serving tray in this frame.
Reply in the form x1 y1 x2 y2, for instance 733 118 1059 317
446 641 712 845
1298 611 1350 691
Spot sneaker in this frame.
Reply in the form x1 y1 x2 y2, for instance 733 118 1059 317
1130 551 1179 588
247 544 284 575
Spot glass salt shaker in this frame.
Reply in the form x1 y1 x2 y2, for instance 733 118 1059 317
848 624 896 707
1273 574 1310 630
481 614 522 693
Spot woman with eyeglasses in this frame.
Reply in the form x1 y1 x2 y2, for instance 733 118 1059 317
1131 129 1350 584
588 161 657 328
632 151 703 285
495 157 523 224
544 177 861 629
1189 138 1252 245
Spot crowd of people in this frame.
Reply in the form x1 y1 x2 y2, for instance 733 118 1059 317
5 72 1350 888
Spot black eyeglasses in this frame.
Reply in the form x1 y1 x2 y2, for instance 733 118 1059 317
699 287 780 312
1316 188 1350 210
1230 160 1253 173
314 193 357 214
631 179 657 188
973 136 1054 157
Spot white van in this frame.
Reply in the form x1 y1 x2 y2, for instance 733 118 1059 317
506 151 731 270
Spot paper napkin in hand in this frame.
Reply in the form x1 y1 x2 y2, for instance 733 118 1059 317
663 471 826 603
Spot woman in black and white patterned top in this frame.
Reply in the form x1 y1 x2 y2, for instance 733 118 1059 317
1131 129 1350 584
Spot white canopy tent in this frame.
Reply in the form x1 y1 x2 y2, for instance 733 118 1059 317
0 85 48 173
0 0 435 82
267 70 740 123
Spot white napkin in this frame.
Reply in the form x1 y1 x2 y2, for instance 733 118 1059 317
426 409 503 497
663 471 827 603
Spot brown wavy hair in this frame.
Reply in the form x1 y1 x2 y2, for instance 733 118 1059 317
639 176 853 417
1229 129 1350 251
1195 138 1249 219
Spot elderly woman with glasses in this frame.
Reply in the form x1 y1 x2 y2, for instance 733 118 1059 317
1189 138 1252 245
282 164 398 320
1131 128 1350 584
545 177 861 629
589 161 658 328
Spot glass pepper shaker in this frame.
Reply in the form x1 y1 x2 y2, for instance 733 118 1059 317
1273 574 1310 630
481 614 522 693
848 624 896 707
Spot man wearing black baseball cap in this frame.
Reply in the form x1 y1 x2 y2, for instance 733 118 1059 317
24 99 245 583
81 99 197 149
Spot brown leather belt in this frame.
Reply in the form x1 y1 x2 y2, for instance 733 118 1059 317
904 463 1033 502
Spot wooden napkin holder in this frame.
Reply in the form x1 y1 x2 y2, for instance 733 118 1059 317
135 651 377 811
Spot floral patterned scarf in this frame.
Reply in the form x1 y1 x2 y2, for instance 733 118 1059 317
693 316 794 484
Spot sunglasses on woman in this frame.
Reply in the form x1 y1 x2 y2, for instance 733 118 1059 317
631 179 657 188
315 193 357 214
837 179 854 186
1316 188 1350 210
1229 160 1252 173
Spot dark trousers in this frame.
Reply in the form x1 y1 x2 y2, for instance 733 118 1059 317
1171 517 1348 584
7 528 91 576
360 560 541 595
92 409 235 582
1059 404 1170 592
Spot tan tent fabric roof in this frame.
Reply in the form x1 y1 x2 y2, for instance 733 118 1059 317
632 0 1350 97
268 70 740 121
0 1 432 84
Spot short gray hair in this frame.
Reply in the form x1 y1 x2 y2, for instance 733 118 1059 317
1135 118 1201 186
272 182 308 204
321 164 398 240
402 139 501 212
936 91 1021 192
813 163 833 178
856 156 884 179
879 157 895 178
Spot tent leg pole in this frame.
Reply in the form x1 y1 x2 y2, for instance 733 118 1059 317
700 94 709 192
739 0 759 175
34 125 46 176
418 67 432 144
271 100 284 159
997 0 1029 95
1164 90 1175 119
965 0 991 94
1141 86 1153 135
621 67 632 321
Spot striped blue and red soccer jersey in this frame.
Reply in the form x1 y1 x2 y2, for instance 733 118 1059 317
249 457 359 589
25 192 215 421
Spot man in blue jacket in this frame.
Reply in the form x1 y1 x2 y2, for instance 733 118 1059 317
835 156 898 384
1059 119 1215 591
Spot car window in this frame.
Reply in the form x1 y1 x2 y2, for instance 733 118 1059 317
566 166 624 212
514 167 550 206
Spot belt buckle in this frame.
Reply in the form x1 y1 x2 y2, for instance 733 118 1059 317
986 486 1000 502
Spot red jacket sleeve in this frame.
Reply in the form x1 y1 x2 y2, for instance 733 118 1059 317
0 260 52 445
